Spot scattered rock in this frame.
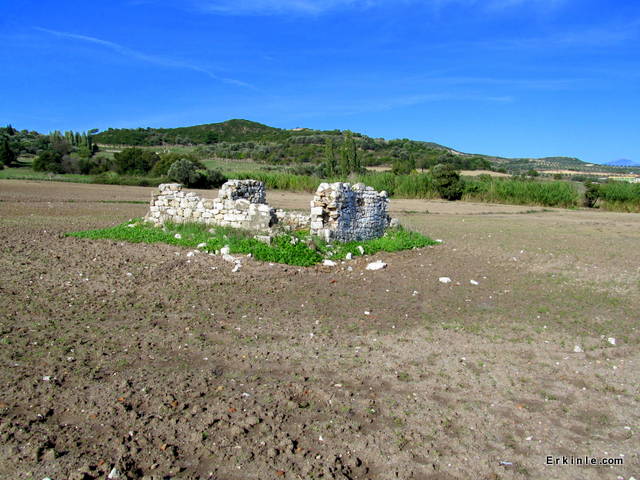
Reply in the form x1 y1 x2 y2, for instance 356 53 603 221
470 279 479 285
365 261 387 271
197 242 207 248
573 345 583 353
439 277 452 284
345 252 353 260
357 246 365 255
220 246 230 256
323 260 337 267
607 337 616 345
174 233 182 239
108 468 120 479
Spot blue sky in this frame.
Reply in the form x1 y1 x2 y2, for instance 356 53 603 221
1 0 639 163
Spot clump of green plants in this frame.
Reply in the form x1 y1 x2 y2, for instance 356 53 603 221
597 181 640 212
67 220 436 267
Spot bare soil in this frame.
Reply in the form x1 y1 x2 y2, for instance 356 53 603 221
1 180 638 480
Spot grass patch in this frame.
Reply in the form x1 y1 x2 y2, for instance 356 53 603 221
67 220 436 266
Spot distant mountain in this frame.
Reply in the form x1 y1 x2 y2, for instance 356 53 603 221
603 159 640 167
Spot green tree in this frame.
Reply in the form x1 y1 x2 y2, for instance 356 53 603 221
339 131 360 176
432 164 463 201
0 136 17 167
33 150 63 173
323 137 338 176
114 148 159 174
167 159 200 186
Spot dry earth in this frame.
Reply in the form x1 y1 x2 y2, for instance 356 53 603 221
0 180 639 480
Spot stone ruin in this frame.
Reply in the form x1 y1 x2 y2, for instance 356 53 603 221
310 182 390 242
145 179 392 242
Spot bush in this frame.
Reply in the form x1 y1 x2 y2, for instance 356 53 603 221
167 159 200 186
201 169 227 188
431 164 463 200
32 150 64 173
584 181 600 208
150 152 203 177
114 148 160 175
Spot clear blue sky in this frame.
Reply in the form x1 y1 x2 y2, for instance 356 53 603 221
1 0 639 163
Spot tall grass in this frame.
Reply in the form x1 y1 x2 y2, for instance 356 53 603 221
463 178 579 208
597 182 640 212
234 171 321 192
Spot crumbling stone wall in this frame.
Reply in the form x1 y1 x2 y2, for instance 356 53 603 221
310 182 390 242
145 179 391 241
145 180 309 232
219 179 266 204
145 182 274 231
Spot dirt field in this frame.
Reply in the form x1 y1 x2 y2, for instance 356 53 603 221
1 180 638 480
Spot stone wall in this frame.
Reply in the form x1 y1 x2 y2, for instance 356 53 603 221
145 180 310 233
219 179 266 204
310 182 390 242
145 180 391 242
145 182 275 232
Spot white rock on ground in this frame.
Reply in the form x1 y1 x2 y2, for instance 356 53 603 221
220 246 230 255
108 468 121 479
608 337 616 345
470 279 479 285
345 252 353 260
222 254 237 263
357 246 365 255
439 277 452 284
231 263 241 273
365 261 387 271
174 233 182 239
573 345 584 353
197 242 207 248
323 260 337 267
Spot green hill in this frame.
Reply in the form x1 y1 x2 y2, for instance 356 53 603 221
91 119 637 174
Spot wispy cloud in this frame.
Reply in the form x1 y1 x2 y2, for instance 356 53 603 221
183 0 566 15
275 92 513 119
34 27 252 88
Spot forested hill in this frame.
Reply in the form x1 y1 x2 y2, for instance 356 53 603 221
93 119 293 145
91 119 605 173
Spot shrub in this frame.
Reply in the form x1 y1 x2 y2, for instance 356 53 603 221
167 159 200 186
150 152 204 177
114 148 160 174
201 169 227 188
431 164 463 200
32 150 64 173
584 181 600 208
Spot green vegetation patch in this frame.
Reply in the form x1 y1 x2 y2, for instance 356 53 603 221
67 220 436 267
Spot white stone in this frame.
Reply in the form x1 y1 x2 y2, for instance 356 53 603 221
174 233 182 239
470 280 479 285
573 345 584 353
323 260 337 267
366 261 387 271
345 252 353 260
439 277 452 284
607 337 616 345
357 246 365 255
220 246 230 255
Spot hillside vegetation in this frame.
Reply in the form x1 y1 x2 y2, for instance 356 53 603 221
91 119 639 174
